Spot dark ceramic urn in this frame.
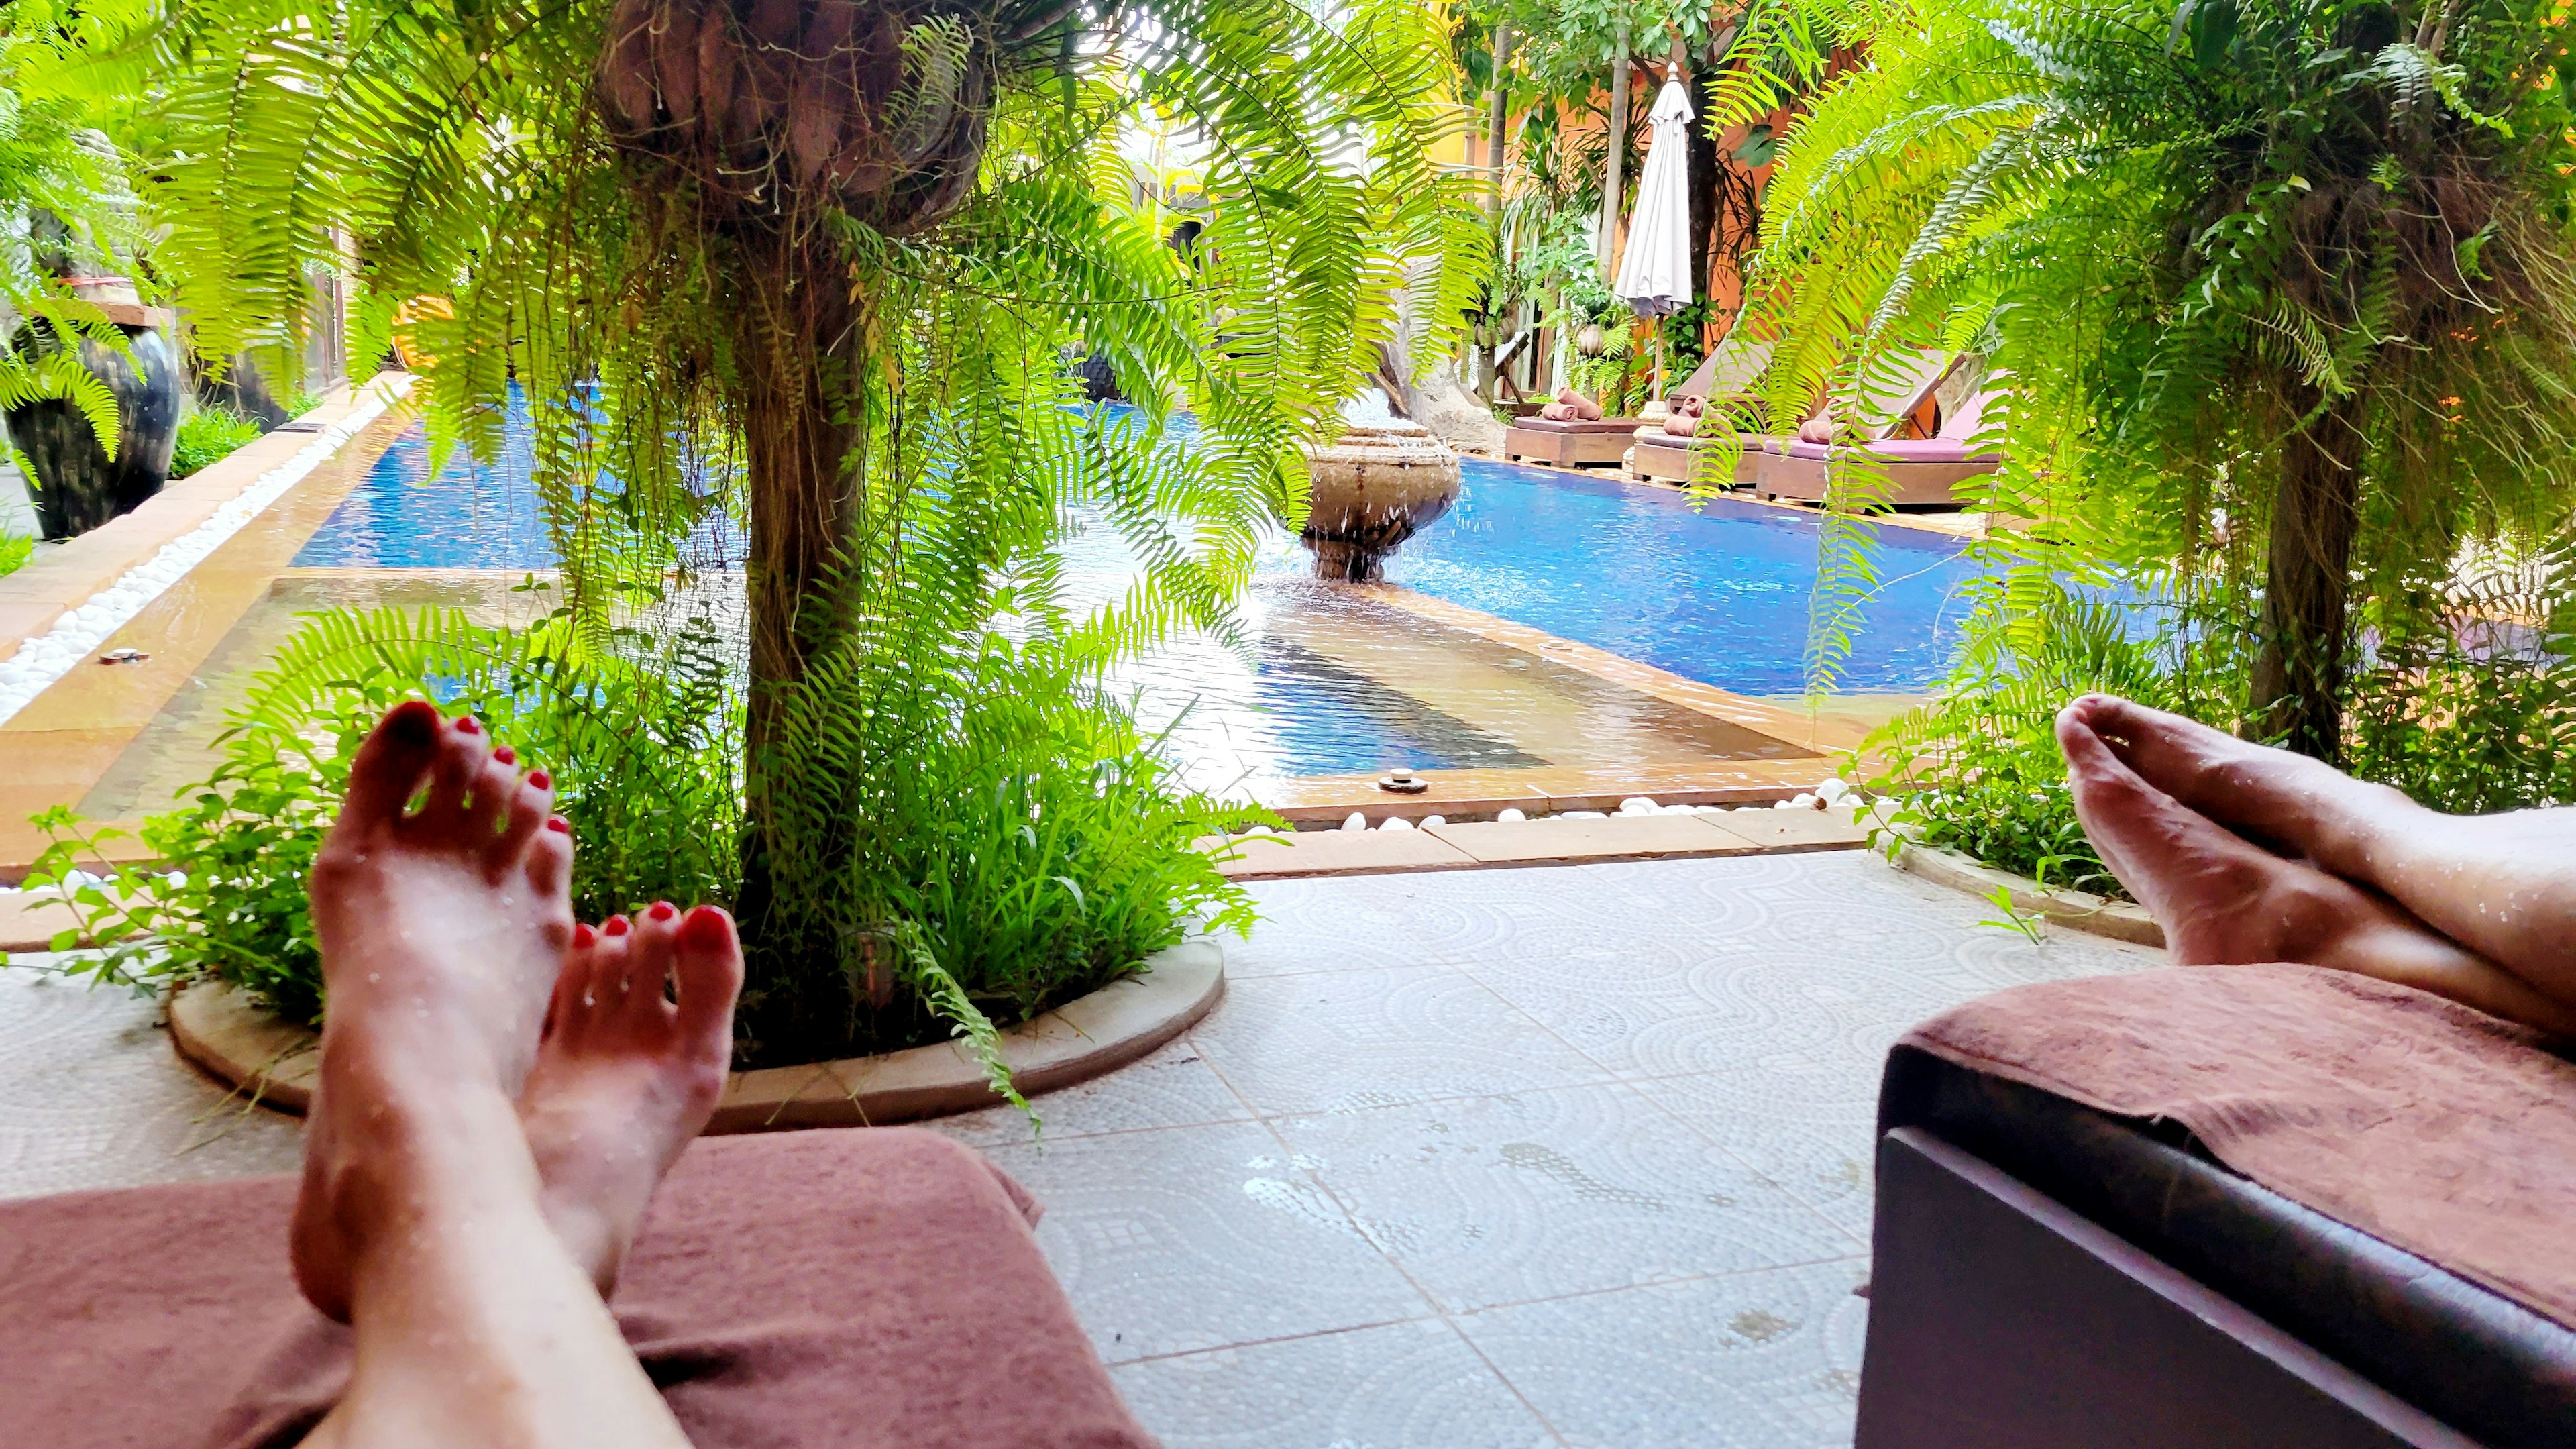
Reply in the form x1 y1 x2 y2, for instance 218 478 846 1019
7 322 182 540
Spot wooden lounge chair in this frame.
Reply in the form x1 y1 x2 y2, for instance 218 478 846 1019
1748 356 2000 507
1633 347 1960 490
1503 337 1770 470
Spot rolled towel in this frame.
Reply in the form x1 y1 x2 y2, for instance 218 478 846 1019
1796 408 1835 445
1550 384 1605 422
1661 394 1704 437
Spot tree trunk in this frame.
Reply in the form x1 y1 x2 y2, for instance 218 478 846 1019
1685 62 1719 318
731 231 868 960
1477 25 1513 402
2250 389 2367 761
1597 25 1632 284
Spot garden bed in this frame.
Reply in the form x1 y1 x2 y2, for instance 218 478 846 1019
169 937 1226 1130
1888 839 2163 948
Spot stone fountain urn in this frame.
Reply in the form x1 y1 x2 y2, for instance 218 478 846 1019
1298 421 1462 582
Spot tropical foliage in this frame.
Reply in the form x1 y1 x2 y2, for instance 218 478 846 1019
30 0 1474 1076
1719 0 2576 876
168 405 262 478
0 9 137 460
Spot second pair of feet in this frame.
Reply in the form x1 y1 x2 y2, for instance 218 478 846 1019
290 700 743 1323
2057 695 2576 1037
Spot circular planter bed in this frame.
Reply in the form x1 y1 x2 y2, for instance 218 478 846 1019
170 938 1226 1130
1887 839 2165 949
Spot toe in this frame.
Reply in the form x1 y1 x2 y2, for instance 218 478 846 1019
546 921 604 1050
486 767 555 880
526 812 574 902
339 700 441 830
415 714 494 837
461 745 521 842
674 905 744 1055
627 902 683 1026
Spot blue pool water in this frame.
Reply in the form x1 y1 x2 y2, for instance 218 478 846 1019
300 412 1980 697
1389 461 1972 694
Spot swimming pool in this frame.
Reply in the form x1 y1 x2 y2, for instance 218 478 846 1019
293 409 1980 782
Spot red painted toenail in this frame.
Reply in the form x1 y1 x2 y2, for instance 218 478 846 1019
573 922 596 947
545 815 570 834
528 769 551 790
680 904 735 949
492 745 516 765
647 900 676 922
453 716 481 735
604 916 630 937
385 700 438 746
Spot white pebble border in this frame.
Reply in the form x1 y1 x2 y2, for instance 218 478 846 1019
1337 777 1865 833
0 374 414 729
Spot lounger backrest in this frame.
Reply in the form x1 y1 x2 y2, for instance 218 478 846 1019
1848 350 1955 440
1668 334 1774 400
1939 388 1998 441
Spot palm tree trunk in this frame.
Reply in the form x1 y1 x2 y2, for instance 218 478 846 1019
731 233 868 959
2251 388 2367 760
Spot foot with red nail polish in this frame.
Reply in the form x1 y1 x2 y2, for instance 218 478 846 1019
520 902 743 1297
289 703 579 1324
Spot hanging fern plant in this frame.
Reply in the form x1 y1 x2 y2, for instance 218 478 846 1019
89 0 1483 1071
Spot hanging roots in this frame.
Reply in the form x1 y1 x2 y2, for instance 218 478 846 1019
597 0 1067 237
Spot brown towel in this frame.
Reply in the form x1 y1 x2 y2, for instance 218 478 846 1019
1902 963 2576 1328
0 1128 1153 1449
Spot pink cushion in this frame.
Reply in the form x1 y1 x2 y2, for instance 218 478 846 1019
1782 438 1998 465
1512 416 1641 435
0 1128 1150 1449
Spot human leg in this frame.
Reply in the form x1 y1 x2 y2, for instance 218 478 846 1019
2073 693 2576 1006
286 702 710 1446
2057 704 2576 1035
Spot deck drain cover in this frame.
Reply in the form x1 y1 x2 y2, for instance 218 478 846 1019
1377 771 1428 794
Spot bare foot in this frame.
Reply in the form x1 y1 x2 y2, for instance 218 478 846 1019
2057 704 2576 1034
520 901 741 1297
2075 693 2576 1006
291 702 577 1322
2069 694 2406 864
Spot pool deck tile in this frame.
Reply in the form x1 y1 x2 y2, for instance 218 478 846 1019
1426 813 1764 865
1699 809 1874 853
0 401 370 644
0 853 2166 1448
1216 828 1477 879
0 386 412 875
1205 808 1869 882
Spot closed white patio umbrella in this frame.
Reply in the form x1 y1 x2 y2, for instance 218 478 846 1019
1614 72 1696 317
1613 68 1696 393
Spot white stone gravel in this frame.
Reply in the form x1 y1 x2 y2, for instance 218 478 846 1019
0 374 415 728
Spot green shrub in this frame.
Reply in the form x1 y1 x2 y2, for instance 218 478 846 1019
9 601 1265 1099
170 407 264 478
11 606 746 1026
0 531 28 578
1856 592 2217 901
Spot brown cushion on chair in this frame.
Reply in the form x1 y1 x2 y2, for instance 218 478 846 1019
1878 1043 2576 1449
0 1128 1152 1449
1898 963 2576 1328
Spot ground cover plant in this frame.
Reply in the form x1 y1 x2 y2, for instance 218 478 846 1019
1727 0 2576 875
167 405 261 478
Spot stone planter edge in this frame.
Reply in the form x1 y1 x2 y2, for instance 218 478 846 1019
168 936 1227 1131
1888 839 2165 949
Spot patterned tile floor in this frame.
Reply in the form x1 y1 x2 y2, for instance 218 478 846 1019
0 852 2157 1447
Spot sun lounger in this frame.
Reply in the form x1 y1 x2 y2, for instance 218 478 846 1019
0 1128 1152 1449
1503 337 1772 470
1860 963 2576 1449
1748 358 1999 507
